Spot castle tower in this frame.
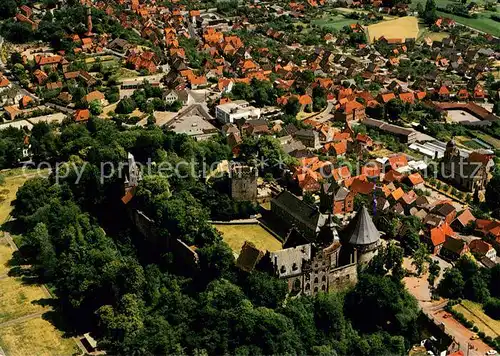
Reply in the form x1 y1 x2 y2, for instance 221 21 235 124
444 139 459 161
319 179 338 213
342 206 381 264
318 213 339 246
230 165 258 202
84 0 94 37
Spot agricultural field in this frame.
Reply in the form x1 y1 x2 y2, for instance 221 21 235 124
0 318 79 356
366 16 420 43
436 10 500 37
214 223 283 254
411 0 500 36
453 300 500 339
470 131 500 149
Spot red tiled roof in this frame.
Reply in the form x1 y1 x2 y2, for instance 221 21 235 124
391 187 404 201
407 172 424 186
380 92 396 103
469 239 493 255
74 109 90 122
430 222 454 247
438 85 450 95
388 154 408 170
454 209 476 227
399 92 415 104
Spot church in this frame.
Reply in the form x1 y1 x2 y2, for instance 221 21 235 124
442 140 493 193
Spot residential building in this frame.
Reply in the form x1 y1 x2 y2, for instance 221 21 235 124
334 100 366 122
441 238 469 261
469 239 496 261
215 100 261 124
294 129 321 149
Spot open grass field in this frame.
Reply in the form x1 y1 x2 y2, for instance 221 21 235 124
0 168 79 356
366 16 420 43
117 67 139 79
312 15 358 30
436 10 500 37
214 223 282 253
0 243 12 276
453 300 500 338
0 277 47 324
410 0 500 36
0 318 79 356
0 170 34 224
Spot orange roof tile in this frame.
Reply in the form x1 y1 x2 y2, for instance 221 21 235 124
380 92 396 103
391 187 405 201
407 172 424 186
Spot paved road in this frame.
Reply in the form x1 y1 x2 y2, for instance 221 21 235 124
45 102 75 115
306 102 334 123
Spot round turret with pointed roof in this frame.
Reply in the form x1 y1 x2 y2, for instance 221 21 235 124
342 206 380 263
345 206 380 247
341 206 381 264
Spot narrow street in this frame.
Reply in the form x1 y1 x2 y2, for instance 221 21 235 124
403 258 490 356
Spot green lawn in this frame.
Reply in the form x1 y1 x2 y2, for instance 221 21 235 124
411 0 460 8
312 15 358 30
453 300 500 338
214 224 283 254
410 0 500 36
436 11 500 36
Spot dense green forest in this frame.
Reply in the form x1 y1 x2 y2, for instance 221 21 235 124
7 118 423 355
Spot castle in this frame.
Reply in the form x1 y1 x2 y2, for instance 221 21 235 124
237 191 381 296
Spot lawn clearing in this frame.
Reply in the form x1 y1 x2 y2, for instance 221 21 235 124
214 223 282 254
425 32 450 42
117 67 139 79
0 170 40 224
366 16 420 43
0 277 48 324
0 317 79 356
0 243 12 276
312 15 358 30
453 300 500 338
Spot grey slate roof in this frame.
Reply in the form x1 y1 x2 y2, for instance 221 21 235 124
346 206 380 246
334 186 350 201
272 191 326 234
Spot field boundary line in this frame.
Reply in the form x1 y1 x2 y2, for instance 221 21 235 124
0 312 45 329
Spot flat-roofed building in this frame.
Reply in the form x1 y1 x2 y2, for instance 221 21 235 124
215 100 261 124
